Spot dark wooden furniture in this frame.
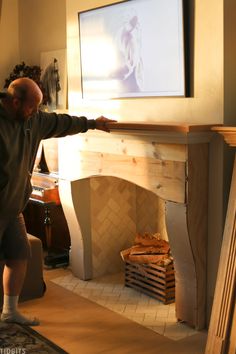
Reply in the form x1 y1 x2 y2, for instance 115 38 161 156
23 173 70 252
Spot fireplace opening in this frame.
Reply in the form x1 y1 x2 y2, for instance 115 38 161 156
57 176 193 338
89 176 169 278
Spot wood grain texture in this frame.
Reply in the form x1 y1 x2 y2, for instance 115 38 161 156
211 126 236 147
187 143 209 329
125 261 175 304
107 122 221 133
228 300 236 354
205 156 236 354
58 126 211 329
206 127 236 354
76 151 186 203
166 202 198 326
166 143 209 329
79 133 188 161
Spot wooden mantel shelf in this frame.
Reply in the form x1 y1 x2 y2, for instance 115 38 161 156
106 122 222 144
211 126 236 146
107 121 221 133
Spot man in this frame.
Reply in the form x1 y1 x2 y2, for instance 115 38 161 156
0 77 115 326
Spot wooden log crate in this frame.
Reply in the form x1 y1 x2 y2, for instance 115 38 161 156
125 260 175 304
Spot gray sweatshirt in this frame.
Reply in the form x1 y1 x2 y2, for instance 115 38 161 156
0 104 96 218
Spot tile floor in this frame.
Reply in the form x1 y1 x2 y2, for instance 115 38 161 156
52 268 198 341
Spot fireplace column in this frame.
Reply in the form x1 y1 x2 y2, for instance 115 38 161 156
166 142 209 329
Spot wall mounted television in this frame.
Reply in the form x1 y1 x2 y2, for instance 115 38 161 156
78 0 187 99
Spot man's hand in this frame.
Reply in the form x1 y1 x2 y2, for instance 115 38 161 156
95 116 117 132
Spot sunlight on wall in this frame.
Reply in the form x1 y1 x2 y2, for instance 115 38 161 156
58 135 83 180
68 90 122 120
0 0 19 88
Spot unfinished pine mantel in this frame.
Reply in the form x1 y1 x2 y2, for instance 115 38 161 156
206 127 236 354
58 122 218 330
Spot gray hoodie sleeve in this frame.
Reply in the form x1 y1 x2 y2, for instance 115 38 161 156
34 110 96 140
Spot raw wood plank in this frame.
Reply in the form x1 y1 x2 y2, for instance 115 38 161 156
166 143 209 330
134 234 169 248
79 151 186 203
211 126 236 147
228 299 236 354
205 155 236 354
107 122 219 133
128 254 169 264
126 263 175 280
126 269 175 287
144 262 175 272
120 248 132 262
126 273 174 292
125 261 175 304
126 283 175 304
59 141 186 202
126 275 174 296
129 245 170 255
79 132 188 161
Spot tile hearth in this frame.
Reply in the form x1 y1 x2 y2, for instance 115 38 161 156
52 268 198 341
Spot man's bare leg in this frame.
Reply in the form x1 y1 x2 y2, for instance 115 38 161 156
1 259 39 325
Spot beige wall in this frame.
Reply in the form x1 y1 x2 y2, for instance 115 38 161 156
224 0 236 126
0 0 19 89
0 0 66 88
17 0 67 175
18 0 66 64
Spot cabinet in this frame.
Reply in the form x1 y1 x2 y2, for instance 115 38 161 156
23 201 70 251
23 173 70 252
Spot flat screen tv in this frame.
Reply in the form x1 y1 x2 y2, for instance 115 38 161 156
78 0 186 99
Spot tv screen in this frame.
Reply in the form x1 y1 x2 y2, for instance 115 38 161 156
78 0 186 99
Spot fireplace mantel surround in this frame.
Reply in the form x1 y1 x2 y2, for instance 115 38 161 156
58 122 219 330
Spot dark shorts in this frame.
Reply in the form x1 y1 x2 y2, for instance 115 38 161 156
0 213 31 260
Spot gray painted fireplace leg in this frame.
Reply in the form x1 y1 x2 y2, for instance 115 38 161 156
59 178 93 280
166 201 207 330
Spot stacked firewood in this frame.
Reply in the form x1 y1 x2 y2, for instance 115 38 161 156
120 232 173 266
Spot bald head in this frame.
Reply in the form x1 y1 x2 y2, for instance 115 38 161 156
5 77 43 121
8 77 43 105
